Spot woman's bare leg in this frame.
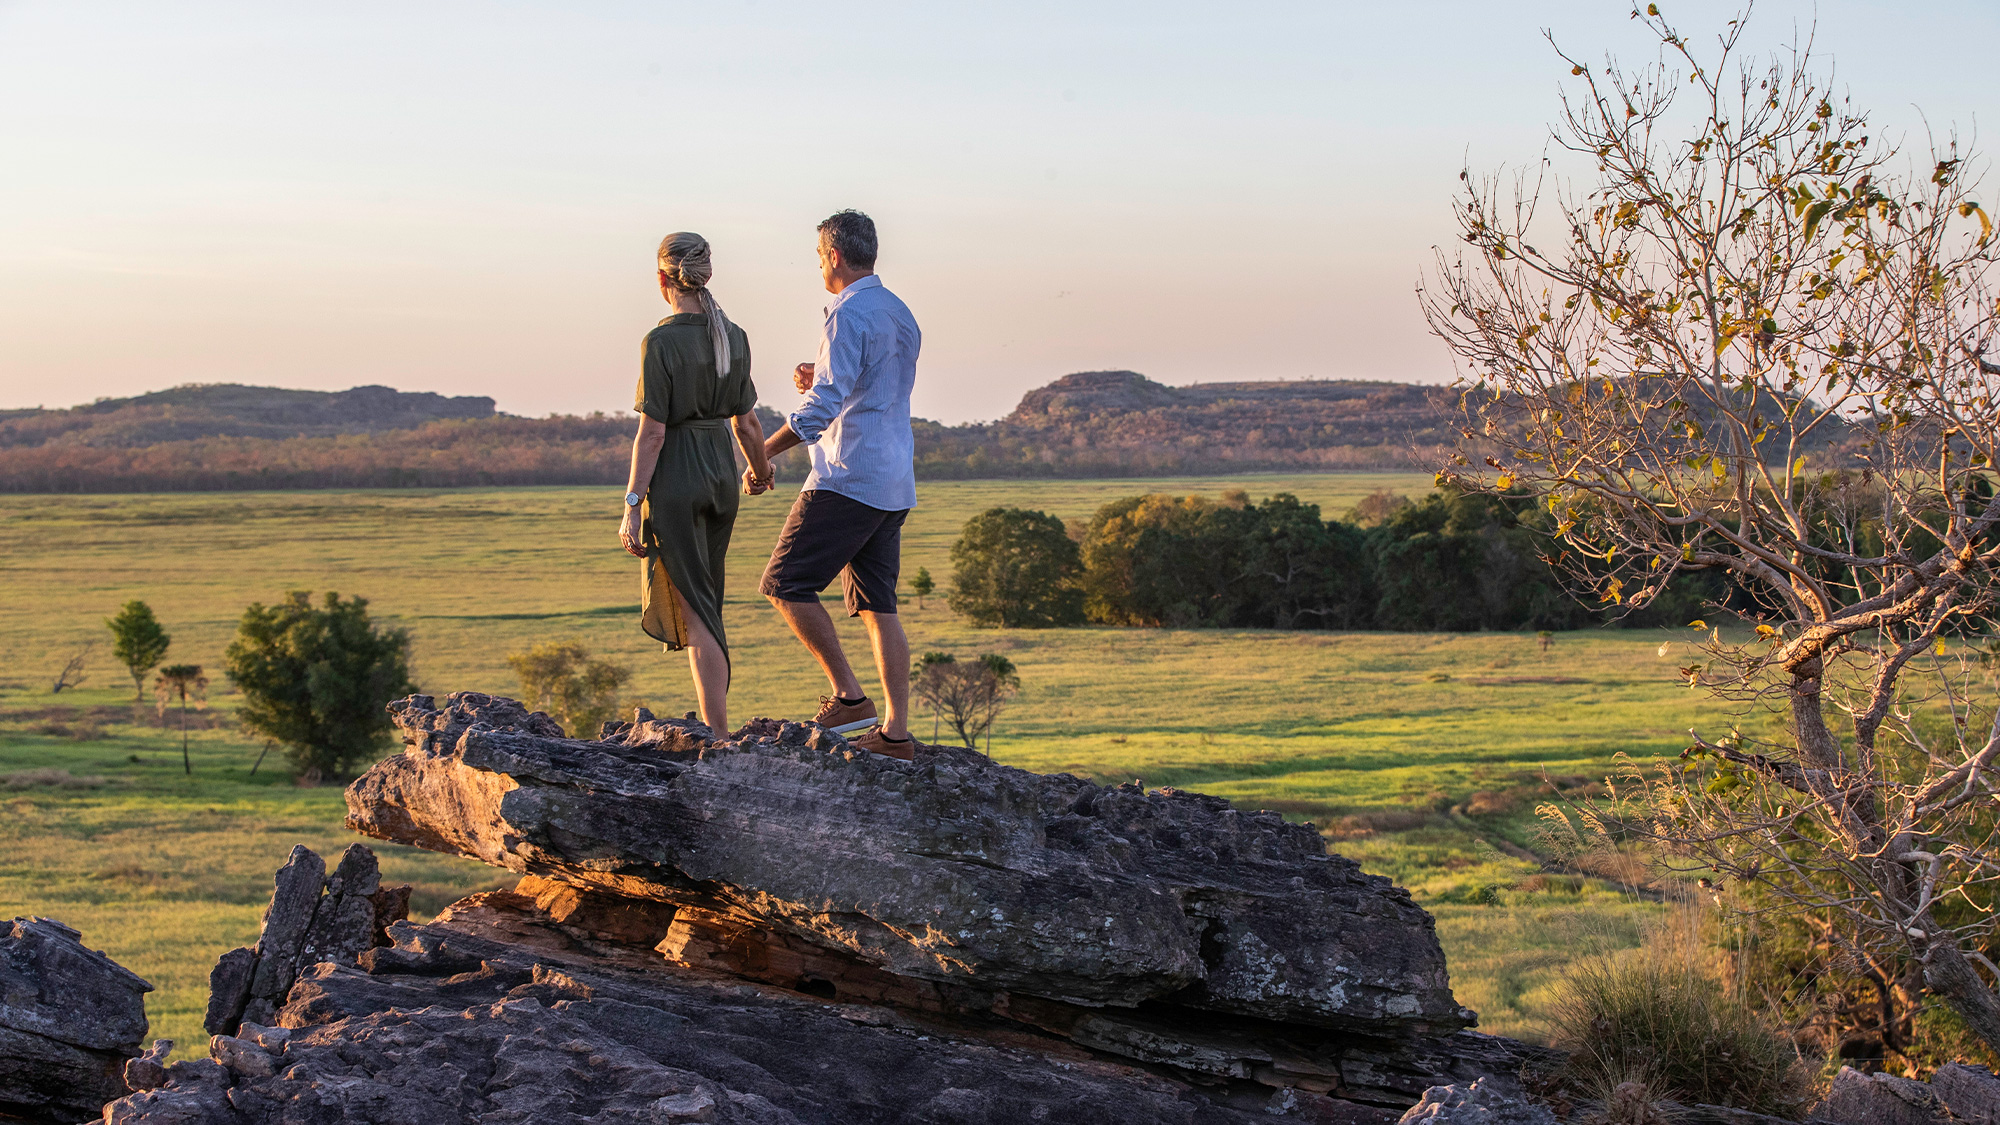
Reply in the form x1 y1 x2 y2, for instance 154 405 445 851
675 585 729 734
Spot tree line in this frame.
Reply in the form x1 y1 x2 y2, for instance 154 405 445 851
947 487 1717 632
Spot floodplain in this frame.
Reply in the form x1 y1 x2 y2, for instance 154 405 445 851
0 475 1712 1055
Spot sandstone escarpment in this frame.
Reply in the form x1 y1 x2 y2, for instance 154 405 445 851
346 693 1469 1037
101 691 1562 1122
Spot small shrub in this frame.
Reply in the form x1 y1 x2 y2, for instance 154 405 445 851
911 652 1020 749
506 639 632 738
1549 945 1808 1116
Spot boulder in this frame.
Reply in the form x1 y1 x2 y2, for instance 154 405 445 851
0 916 152 1119
87 689 1581 1121
346 693 1470 1038
204 842 409 1036
1396 1077 1557 1123
1815 1065 1950 1125
1933 1062 2000 1125
103 894 1416 1123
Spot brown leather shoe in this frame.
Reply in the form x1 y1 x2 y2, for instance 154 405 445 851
811 695 878 735
848 726 916 762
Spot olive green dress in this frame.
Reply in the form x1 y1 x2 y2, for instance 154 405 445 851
633 313 757 673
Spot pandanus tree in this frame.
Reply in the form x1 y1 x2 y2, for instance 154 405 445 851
153 664 208 775
1422 6 2000 1049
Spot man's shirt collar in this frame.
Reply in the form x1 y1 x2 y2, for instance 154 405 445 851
825 273 883 315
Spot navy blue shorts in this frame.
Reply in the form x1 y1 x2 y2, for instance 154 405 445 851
759 489 908 616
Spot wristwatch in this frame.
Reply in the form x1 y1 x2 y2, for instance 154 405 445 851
625 492 642 508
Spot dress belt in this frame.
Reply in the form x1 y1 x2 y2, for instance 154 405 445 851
664 418 730 432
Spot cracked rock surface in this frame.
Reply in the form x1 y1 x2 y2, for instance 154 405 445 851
105 897 1410 1123
346 692 1468 1035
0 916 152 1119
100 691 1564 1123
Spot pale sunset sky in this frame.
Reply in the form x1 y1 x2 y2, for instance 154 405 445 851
0 1 1992 424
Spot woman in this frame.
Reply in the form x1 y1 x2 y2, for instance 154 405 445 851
618 232 773 735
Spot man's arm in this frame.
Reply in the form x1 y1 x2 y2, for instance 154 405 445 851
784 309 867 447
763 422 804 461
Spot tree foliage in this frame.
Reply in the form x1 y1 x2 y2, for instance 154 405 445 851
1073 488 1588 632
106 600 170 702
948 508 1086 627
506 639 633 738
223 591 415 782
1426 6 2000 1052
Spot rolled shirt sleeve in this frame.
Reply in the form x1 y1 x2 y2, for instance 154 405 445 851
787 304 866 443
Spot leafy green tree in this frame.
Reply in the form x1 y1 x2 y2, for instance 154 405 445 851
223 591 415 783
1241 494 1375 630
948 508 1085 627
506 639 633 738
1078 494 1252 626
106 600 170 702
909 567 935 609
1367 489 1589 632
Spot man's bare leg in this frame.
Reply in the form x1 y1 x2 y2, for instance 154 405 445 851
860 610 910 740
769 596 864 700
676 586 730 735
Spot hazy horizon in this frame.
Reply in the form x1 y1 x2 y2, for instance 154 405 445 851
2 1 1992 424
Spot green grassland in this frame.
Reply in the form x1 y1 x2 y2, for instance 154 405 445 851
0 474 1704 1056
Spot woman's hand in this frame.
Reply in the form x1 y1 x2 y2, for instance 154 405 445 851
793 362 815 394
619 506 646 557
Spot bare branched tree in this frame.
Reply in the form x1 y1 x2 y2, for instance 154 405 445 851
1424 5 2000 1049
911 652 1020 752
50 642 93 694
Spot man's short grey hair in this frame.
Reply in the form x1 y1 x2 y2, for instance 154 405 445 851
817 210 878 270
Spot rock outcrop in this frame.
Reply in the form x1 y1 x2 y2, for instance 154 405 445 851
1816 1064 1951 1124
204 841 410 1036
104 692 1566 1122
0 916 152 1119
1932 1062 2000 1124
1396 1077 1558 1124
347 693 1469 1037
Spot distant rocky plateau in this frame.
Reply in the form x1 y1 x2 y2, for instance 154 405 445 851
0 372 1455 492
5 691 1986 1122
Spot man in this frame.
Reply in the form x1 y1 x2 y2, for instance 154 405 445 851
757 210 921 761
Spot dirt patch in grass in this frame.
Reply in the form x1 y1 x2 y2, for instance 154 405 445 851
1324 808 1439 839
1464 676 1589 686
2 768 110 789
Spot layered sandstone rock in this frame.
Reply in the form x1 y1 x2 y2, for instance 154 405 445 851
346 693 1470 1036
0 916 152 1119
203 841 410 1037
102 691 1567 1122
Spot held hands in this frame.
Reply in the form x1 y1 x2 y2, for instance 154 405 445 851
742 465 774 496
793 362 814 394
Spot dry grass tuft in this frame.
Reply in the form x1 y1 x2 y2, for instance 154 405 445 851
1549 939 1809 1117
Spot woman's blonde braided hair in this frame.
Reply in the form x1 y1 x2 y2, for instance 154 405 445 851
657 232 734 379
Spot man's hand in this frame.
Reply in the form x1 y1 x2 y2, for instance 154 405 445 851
793 362 815 394
742 465 773 495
